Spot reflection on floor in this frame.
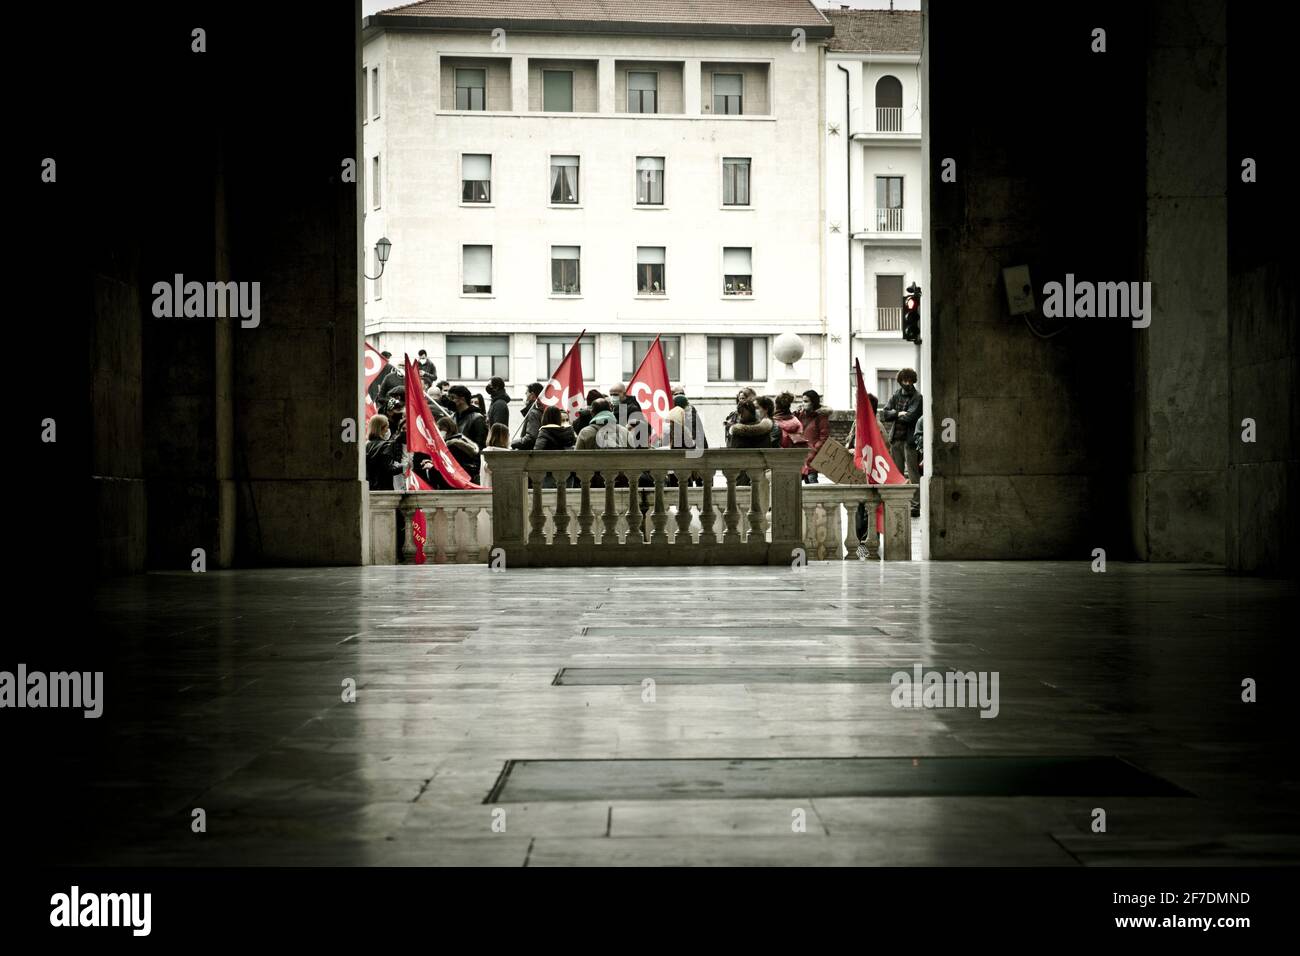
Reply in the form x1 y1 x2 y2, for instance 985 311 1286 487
35 562 1300 865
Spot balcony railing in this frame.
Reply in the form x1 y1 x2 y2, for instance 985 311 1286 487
368 451 916 566
876 106 902 132
876 207 906 232
876 306 903 331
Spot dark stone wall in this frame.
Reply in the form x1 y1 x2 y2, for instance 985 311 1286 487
924 0 1143 559
25 2 364 576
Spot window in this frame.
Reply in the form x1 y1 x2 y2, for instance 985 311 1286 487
462 245 492 294
447 335 509 380
713 73 742 114
876 176 904 230
537 336 595 379
362 67 369 120
876 275 904 330
550 155 579 204
723 247 753 296
461 154 491 203
371 67 380 120
636 156 664 206
878 370 900 405
551 246 581 295
636 247 665 295
543 70 573 111
623 336 681 380
723 157 750 206
708 336 767 382
373 249 382 300
627 71 657 113
875 75 903 132
371 155 381 209
455 68 486 110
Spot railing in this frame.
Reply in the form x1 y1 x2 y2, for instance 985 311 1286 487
876 106 902 132
489 449 805 567
876 306 903 331
876 207 906 232
369 453 916 565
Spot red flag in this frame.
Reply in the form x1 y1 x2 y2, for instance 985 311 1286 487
539 330 587 420
364 343 388 423
410 508 427 565
854 359 906 533
625 335 673 439
404 354 483 490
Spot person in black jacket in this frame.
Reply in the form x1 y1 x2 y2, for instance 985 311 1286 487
880 368 922 516
416 349 437 381
486 376 511 429
512 382 544 449
430 417 481 485
533 405 576 450
446 384 489 449
365 414 404 491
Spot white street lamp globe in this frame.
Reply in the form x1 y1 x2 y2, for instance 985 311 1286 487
772 332 805 368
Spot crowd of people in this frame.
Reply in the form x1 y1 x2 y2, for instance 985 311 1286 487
364 349 923 519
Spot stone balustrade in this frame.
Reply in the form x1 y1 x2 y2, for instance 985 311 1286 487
368 451 915 565
488 449 807 567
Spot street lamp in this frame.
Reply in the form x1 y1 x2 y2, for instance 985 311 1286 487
364 236 392 280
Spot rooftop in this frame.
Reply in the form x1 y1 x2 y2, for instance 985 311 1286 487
369 0 833 37
826 7 922 54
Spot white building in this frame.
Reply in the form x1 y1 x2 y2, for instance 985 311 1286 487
823 7 923 411
362 0 833 445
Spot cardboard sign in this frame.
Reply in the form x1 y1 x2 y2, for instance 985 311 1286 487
810 438 869 485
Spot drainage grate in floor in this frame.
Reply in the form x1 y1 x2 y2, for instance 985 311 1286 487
485 756 1190 803
552 666 953 685
581 625 889 637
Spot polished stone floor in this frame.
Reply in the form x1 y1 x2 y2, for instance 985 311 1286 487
30 562 1300 866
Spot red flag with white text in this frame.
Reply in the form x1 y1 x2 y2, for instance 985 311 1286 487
539 330 587 420
404 354 483 490
855 359 906 533
625 335 673 439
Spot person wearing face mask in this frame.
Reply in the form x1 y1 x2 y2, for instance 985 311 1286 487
797 389 832 484
880 368 923 517
365 414 405 491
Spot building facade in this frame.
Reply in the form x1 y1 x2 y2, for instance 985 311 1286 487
362 0 833 445
823 8 923 411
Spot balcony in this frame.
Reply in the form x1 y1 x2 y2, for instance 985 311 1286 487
876 307 903 332
851 106 921 144
854 206 922 245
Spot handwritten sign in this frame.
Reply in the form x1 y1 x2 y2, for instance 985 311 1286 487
810 438 869 485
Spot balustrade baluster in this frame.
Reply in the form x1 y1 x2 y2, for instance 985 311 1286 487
625 475 644 544
528 473 546 545
748 473 765 541
554 479 571 543
602 479 618 544
722 470 742 544
675 477 691 543
432 506 448 564
699 470 717 544
649 472 668 543
577 471 595 546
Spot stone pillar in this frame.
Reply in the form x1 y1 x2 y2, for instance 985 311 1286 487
1134 0 1228 563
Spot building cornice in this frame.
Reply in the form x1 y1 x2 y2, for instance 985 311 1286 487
363 14 833 44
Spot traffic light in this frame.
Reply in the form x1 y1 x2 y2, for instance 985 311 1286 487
902 282 922 344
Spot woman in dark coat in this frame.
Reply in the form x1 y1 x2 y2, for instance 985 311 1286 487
533 405 577 450
365 414 404 491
